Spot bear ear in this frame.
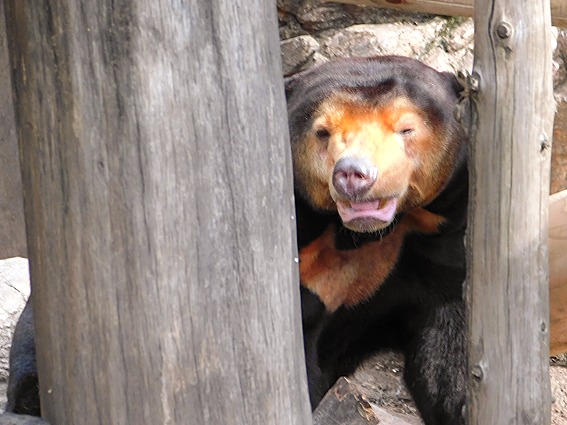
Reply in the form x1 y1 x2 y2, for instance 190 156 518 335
441 71 465 98
284 75 297 100
284 67 312 100
284 72 302 100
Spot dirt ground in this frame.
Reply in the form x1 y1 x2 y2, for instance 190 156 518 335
551 356 567 425
352 352 567 425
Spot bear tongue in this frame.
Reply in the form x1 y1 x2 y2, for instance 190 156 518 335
337 198 398 224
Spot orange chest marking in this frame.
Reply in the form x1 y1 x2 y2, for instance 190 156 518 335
299 208 445 312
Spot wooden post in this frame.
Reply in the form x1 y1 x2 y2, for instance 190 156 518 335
4 1 312 424
324 0 567 28
0 0 26 259
465 0 553 424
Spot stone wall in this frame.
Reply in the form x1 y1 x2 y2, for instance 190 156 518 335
278 0 567 193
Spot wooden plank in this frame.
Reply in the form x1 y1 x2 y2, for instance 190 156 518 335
465 0 553 423
0 0 26 259
3 1 312 424
325 0 567 28
549 190 567 356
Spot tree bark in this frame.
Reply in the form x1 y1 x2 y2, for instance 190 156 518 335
4 1 312 424
0 0 26 259
465 0 553 423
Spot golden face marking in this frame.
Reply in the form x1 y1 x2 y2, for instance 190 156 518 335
292 93 456 233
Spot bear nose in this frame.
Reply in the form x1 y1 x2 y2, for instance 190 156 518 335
332 157 378 198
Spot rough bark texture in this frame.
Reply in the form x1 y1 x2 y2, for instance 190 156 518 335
0 1 26 260
4 1 311 424
466 0 554 423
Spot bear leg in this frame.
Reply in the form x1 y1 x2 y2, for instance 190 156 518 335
6 299 40 416
403 300 466 425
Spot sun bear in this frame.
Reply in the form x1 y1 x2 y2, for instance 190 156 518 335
287 56 468 425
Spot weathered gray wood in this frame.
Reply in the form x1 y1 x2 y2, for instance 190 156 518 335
312 378 421 425
465 0 553 423
324 0 567 28
4 1 312 424
0 1 26 259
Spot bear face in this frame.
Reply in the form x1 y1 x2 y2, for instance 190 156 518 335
286 56 465 233
287 56 469 425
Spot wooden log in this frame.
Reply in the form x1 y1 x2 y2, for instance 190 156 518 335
465 0 553 423
325 0 567 28
312 377 422 425
0 0 26 259
3 1 312 424
549 189 567 356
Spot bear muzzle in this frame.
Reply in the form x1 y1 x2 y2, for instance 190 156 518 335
332 156 378 198
331 156 399 232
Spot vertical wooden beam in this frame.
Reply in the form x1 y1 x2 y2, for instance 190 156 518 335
4 1 312 424
0 0 26 259
466 0 553 424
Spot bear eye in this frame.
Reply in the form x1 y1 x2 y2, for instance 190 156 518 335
398 128 414 136
315 128 331 140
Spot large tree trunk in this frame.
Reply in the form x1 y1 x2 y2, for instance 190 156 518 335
4 1 312 424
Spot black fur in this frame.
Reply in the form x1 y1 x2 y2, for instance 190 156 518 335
6 299 40 416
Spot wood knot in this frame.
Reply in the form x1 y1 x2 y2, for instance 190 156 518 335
496 22 512 39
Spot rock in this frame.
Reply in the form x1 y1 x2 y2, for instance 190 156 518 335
418 18 474 73
0 258 30 412
318 17 474 74
0 413 49 425
551 365 567 425
321 21 440 59
281 35 320 76
553 29 567 102
552 102 567 194
296 2 358 32
353 351 419 419
277 0 304 15
552 29 567 194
